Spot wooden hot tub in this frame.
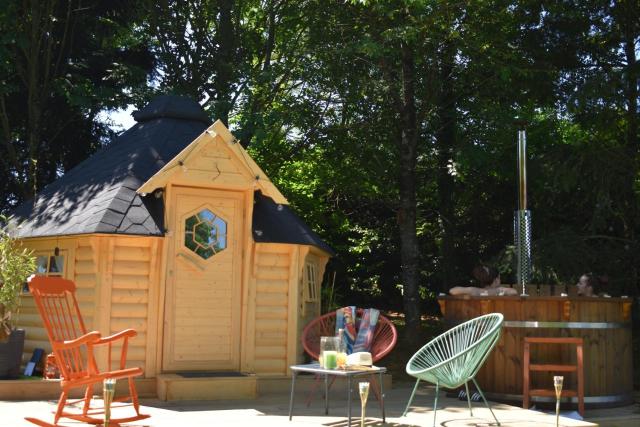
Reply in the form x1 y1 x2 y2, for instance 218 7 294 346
438 294 634 407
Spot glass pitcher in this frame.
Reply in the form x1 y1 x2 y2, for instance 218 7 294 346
320 336 340 369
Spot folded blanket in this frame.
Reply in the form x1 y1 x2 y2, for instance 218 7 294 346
353 308 379 353
335 307 379 354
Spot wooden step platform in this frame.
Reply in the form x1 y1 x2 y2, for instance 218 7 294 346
157 373 258 400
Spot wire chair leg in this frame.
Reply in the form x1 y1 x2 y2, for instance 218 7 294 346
305 374 338 408
432 381 439 427
402 379 421 417
465 381 473 416
472 378 500 426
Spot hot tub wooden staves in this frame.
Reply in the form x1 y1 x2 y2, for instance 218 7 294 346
438 294 634 408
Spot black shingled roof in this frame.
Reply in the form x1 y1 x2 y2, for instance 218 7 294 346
11 95 210 238
252 191 334 255
11 95 333 255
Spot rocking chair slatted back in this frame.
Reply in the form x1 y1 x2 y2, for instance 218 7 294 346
29 276 96 381
301 309 397 363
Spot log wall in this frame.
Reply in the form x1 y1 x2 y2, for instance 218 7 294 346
251 243 292 374
18 235 162 377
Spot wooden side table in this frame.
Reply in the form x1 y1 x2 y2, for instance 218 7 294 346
523 337 584 416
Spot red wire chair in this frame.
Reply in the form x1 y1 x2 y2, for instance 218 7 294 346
301 309 398 404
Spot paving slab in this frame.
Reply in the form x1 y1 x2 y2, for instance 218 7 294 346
0 385 598 427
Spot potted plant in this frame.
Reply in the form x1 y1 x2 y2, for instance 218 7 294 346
0 215 35 378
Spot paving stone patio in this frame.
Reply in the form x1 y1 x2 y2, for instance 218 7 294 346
0 384 604 427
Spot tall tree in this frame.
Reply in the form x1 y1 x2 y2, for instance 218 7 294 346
0 0 153 213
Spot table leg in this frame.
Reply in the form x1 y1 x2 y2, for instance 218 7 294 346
348 375 352 426
324 373 329 415
379 371 385 422
288 371 297 421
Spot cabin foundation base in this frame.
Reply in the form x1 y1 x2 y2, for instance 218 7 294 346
0 373 392 401
0 377 157 400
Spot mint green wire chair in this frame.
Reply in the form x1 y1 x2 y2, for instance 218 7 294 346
403 313 504 427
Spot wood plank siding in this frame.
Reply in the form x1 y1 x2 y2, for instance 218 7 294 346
252 243 292 374
17 235 162 378
107 237 160 374
249 244 328 375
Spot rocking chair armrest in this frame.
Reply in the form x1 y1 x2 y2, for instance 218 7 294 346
57 331 102 350
94 328 137 345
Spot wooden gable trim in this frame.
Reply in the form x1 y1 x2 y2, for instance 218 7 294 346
137 120 287 204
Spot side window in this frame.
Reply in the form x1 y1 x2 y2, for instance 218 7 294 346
34 253 66 277
24 251 65 293
303 262 319 303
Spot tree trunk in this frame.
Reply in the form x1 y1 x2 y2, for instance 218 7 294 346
621 7 638 295
396 41 421 345
435 42 457 293
22 0 65 199
214 0 235 126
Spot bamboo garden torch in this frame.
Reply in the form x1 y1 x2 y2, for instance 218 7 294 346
103 378 116 426
359 382 370 427
554 376 564 427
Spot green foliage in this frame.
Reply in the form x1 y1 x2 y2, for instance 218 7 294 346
0 1 154 213
0 216 36 339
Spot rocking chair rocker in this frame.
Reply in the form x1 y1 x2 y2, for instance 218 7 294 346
25 276 150 427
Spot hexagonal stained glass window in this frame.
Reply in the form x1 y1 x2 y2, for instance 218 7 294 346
184 209 227 259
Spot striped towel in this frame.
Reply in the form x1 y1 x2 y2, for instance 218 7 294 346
353 308 379 353
336 307 380 354
335 306 357 353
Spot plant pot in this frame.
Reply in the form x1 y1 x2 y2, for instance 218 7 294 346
0 329 25 379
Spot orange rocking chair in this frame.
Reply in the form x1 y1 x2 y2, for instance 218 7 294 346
26 276 150 427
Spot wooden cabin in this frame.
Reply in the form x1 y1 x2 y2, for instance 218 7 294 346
10 95 332 399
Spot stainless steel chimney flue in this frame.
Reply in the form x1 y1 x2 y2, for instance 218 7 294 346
514 129 532 295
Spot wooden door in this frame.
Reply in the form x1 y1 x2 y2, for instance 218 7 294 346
163 187 244 371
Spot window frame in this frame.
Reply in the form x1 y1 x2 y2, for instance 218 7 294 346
25 250 67 293
302 261 320 303
34 251 67 277
184 207 228 260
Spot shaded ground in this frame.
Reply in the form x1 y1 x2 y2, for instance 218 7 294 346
0 384 600 427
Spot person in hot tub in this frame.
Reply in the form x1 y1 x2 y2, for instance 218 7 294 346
576 273 608 297
449 265 518 296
